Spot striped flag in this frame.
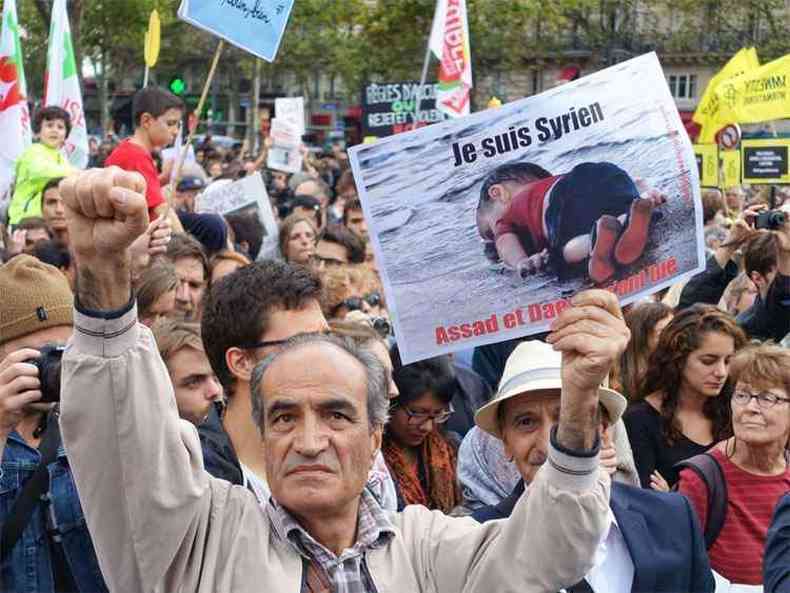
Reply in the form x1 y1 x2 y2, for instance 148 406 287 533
0 0 31 198
45 0 88 169
428 0 473 118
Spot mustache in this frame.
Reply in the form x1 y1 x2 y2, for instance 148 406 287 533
283 452 340 475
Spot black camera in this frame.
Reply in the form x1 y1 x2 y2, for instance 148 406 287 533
371 317 391 338
26 344 64 404
755 210 787 231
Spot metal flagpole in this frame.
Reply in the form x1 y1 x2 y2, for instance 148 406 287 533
414 0 440 128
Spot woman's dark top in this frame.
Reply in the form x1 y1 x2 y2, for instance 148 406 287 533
623 400 712 488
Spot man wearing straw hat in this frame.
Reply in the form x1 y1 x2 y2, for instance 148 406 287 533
473 340 715 593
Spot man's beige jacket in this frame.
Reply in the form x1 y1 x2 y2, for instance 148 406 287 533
61 306 610 593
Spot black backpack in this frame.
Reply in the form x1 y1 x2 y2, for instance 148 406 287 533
674 453 728 550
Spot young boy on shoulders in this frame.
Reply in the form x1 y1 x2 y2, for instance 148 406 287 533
7 106 75 226
105 87 184 227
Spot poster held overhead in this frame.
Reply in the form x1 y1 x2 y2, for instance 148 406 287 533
198 172 279 257
362 81 448 138
267 118 302 173
177 0 295 62
349 53 705 364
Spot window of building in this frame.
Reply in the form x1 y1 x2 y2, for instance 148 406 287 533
668 74 697 99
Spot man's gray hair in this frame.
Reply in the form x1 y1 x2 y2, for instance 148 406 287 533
250 332 389 432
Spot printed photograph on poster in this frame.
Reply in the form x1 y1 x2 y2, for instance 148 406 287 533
197 172 278 258
349 52 705 364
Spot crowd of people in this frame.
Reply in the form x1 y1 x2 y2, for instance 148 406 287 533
1 85 790 593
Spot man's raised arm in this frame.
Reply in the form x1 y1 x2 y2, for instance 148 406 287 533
58 168 215 591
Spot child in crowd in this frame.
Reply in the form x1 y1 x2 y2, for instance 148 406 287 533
105 86 183 223
7 106 74 226
476 161 666 284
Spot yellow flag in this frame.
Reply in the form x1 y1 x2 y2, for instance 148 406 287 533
714 54 790 125
694 48 759 143
144 9 161 68
720 150 741 189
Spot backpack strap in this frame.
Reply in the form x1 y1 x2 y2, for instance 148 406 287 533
674 452 728 550
0 409 62 563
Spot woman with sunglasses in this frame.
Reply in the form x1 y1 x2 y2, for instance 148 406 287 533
676 343 790 588
382 345 462 512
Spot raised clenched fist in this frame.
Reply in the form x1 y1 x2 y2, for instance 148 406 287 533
59 167 149 264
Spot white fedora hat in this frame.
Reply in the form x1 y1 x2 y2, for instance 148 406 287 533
475 340 627 439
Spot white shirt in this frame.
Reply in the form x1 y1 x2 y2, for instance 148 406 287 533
240 462 270 505
563 509 634 593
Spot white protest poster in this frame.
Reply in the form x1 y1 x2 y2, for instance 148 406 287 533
267 117 302 173
275 96 305 134
349 53 704 364
198 172 278 253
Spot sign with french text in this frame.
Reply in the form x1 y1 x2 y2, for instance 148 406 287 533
349 53 704 363
177 0 295 62
361 81 448 138
741 138 790 184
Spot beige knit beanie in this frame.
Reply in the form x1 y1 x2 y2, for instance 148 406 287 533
0 254 73 347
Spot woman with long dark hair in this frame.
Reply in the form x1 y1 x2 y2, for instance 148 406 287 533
623 304 747 490
613 301 673 398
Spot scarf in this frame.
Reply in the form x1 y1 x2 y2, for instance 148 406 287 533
382 430 461 513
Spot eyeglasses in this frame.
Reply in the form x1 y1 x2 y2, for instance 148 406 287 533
394 402 454 426
733 391 790 409
240 330 330 352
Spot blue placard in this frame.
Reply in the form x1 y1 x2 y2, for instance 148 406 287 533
178 0 295 62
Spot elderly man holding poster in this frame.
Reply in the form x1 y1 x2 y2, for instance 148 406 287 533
58 167 623 592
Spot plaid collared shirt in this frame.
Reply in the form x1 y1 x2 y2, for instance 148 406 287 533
267 489 396 593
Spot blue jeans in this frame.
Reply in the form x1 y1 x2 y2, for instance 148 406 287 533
0 431 107 593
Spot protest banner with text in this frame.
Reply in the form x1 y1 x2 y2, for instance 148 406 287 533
198 172 279 258
178 0 295 62
349 52 704 363
741 138 790 184
362 81 448 138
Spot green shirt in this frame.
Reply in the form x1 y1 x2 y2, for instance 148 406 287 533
8 143 74 225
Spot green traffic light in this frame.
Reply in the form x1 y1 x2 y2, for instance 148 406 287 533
170 77 186 95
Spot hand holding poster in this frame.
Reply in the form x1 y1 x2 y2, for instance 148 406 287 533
349 53 704 363
178 0 295 62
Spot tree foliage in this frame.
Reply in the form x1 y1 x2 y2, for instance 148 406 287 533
14 0 790 114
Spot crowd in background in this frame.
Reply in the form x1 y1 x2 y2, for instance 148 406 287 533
2 86 790 593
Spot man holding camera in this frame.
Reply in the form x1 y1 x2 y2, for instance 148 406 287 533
0 255 107 592
678 203 790 342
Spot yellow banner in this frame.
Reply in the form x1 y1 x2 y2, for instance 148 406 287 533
720 150 741 189
693 144 719 187
694 48 759 143
741 138 790 184
715 54 790 125
144 10 161 68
